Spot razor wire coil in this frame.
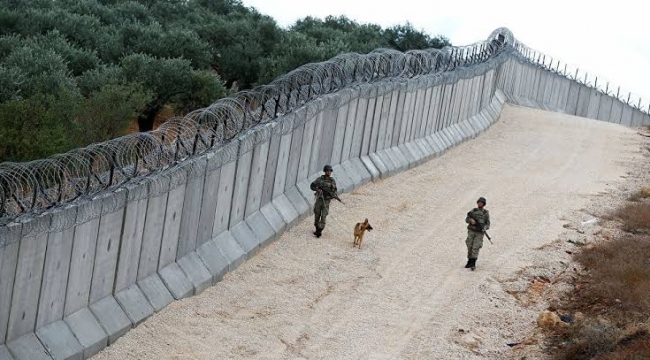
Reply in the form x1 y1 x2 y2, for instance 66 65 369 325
3 28 592 228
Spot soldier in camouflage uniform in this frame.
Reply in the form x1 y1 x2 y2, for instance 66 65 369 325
465 197 490 270
310 165 337 238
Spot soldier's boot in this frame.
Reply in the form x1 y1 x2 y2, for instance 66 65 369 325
313 225 321 237
470 258 477 271
464 259 472 268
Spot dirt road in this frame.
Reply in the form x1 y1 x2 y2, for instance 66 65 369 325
93 104 644 359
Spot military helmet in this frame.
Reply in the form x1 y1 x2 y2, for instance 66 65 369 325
477 197 487 204
323 164 333 172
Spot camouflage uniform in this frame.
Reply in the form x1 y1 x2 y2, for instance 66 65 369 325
465 205 490 268
310 175 337 235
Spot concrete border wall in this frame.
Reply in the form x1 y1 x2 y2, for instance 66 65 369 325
0 51 535 360
499 57 650 126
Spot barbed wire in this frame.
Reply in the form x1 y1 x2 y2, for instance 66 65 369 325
510 40 650 114
0 28 514 226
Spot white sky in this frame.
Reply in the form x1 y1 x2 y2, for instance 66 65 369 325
241 0 650 107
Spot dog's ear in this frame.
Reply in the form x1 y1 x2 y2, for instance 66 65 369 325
364 218 369 223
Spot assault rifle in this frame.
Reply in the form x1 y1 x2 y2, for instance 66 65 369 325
317 187 344 204
467 211 493 244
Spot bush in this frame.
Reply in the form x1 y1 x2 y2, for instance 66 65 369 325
613 202 650 233
72 83 151 145
557 319 621 360
549 205 650 360
0 92 79 161
0 83 151 162
575 235 650 315
3 44 78 98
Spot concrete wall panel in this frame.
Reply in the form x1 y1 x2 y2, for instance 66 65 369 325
137 193 167 281
115 187 147 293
620 105 634 127
36 225 74 329
209 161 236 237
273 133 293 199
385 91 399 148
340 99 358 161
318 109 337 166
89 205 124 304
586 90 601 119
575 86 591 117
64 216 100 316
244 141 270 219
297 117 316 181
7 231 47 341
391 90 405 147
597 96 613 122
368 95 383 154
330 105 348 164
609 98 624 124
158 184 186 270
229 150 253 228
0 224 20 344
350 97 368 158
309 112 325 175
632 109 644 127
196 160 221 246
177 161 207 258
375 93 391 151
566 81 581 115
286 124 304 190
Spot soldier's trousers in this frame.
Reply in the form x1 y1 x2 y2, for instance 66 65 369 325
466 230 484 258
314 197 330 229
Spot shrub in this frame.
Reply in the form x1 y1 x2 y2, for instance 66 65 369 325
613 202 650 233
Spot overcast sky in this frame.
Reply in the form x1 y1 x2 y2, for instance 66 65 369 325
241 0 649 108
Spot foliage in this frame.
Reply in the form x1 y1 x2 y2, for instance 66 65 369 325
0 0 451 162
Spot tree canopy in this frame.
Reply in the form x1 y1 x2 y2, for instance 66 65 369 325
0 0 450 162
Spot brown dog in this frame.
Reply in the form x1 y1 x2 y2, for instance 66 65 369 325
353 219 373 249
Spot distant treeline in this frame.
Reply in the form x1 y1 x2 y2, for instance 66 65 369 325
0 0 450 162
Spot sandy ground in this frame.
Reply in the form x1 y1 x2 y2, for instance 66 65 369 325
93 104 646 360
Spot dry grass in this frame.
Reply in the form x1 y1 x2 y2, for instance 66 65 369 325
549 234 650 359
574 235 650 315
556 323 650 360
547 191 650 359
612 201 650 233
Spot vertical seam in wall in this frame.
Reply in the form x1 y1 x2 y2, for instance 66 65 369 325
135 196 150 281
155 190 170 272
5 234 21 343
87 214 102 305
30 226 48 338
361 94 374 157
33 233 48 331
112 198 129 294
173 174 190 261
59 225 75 324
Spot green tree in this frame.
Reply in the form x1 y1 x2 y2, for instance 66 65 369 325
196 12 282 89
0 92 79 162
0 65 25 103
259 31 348 84
26 31 101 76
0 0 453 163
118 22 212 69
384 22 450 51
120 53 227 131
76 64 123 96
3 44 79 98
72 83 151 145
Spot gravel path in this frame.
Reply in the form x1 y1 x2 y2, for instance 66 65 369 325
93 104 644 359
